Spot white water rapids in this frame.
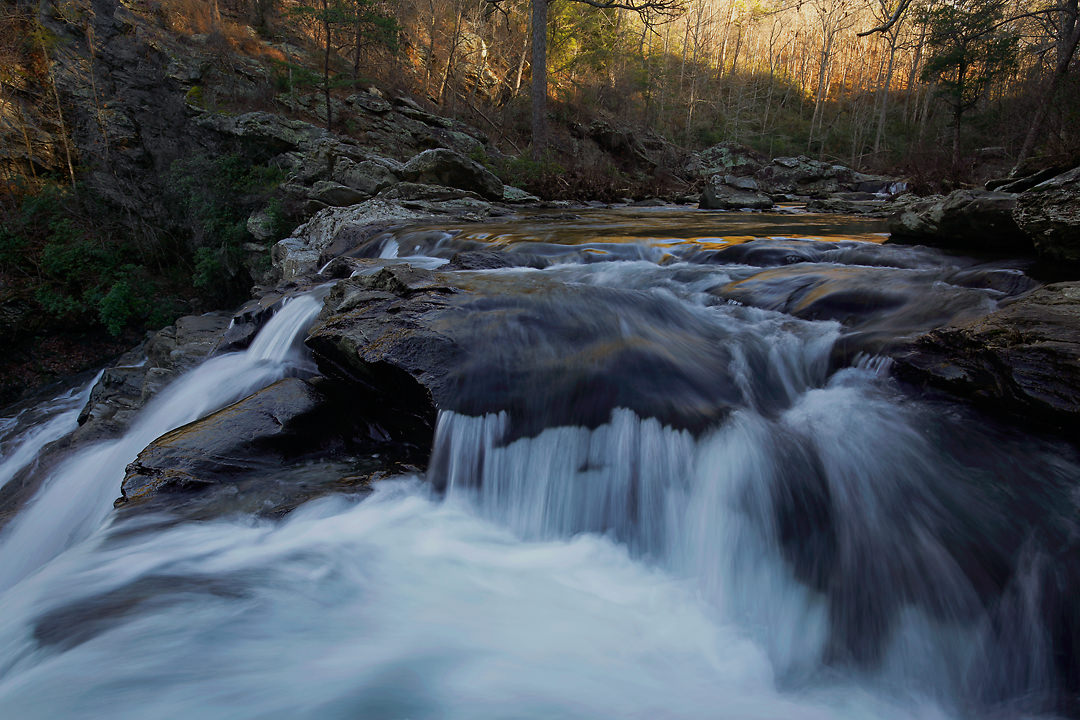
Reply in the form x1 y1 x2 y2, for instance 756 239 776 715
0 215 1074 719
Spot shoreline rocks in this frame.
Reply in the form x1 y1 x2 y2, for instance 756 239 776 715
884 166 1080 268
1014 166 1080 265
895 282 1080 429
886 190 1031 253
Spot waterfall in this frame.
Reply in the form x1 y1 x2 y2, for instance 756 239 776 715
0 372 100 492
0 295 322 592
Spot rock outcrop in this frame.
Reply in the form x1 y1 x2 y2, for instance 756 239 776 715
1014 166 1080 266
699 175 773 210
74 312 233 441
895 282 1080 428
401 148 504 200
886 190 1030 253
692 142 901 206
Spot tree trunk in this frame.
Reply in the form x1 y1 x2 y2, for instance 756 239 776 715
512 28 528 98
530 0 547 159
873 34 897 155
808 31 835 153
353 5 361 84
322 0 332 131
438 4 463 105
424 0 437 93
37 28 76 188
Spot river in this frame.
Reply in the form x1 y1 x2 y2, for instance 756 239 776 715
0 208 1076 719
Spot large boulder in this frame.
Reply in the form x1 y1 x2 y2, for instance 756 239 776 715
332 157 401 196
401 148 503 200
699 175 773 210
1013 166 1080 266
895 282 1080 427
691 142 766 177
270 200 430 281
305 266 808 440
119 377 327 504
887 190 1031 253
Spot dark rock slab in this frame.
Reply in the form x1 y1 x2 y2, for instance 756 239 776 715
895 282 1080 427
120 377 326 502
117 375 431 518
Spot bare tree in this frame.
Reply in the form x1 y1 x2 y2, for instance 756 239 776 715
494 0 684 158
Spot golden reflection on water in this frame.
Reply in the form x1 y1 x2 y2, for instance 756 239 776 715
412 208 889 251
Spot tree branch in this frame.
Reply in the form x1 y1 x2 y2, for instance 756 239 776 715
857 0 912 37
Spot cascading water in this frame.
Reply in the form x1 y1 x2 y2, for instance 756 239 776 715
0 294 323 592
0 372 100 492
0 209 1076 719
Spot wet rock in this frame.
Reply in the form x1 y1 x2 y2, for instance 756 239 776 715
307 266 796 438
401 148 504 200
75 313 233 441
886 190 1031 254
895 282 1080 428
116 375 433 518
120 378 326 502
217 290 312 353
1013 166 1080 266
446 250 515 270
699 176 773 210
718 261 1000 357
271 200 431 280
112 377 416 518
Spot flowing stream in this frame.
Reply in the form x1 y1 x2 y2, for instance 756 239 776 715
0 209 1077 719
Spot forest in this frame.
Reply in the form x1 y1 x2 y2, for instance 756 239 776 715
239 0 1080 176
1 0 1078 390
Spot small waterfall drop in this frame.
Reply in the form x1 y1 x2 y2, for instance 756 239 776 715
0 295 322 592
0 373 100 492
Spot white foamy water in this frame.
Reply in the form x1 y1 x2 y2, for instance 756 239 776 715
0 478 953 720
0 373 100 492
